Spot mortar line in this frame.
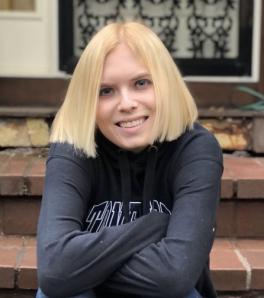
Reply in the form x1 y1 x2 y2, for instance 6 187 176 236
234 248 251 290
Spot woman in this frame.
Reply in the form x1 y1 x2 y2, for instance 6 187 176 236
37 21 223 298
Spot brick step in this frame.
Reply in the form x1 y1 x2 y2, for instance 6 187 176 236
1 149 264 199
0 236 264 297
2 196 264 238
0 151 264 237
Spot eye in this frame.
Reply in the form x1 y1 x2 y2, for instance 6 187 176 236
99 87 114 97
135 79 152 89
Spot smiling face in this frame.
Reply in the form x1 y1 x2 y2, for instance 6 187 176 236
96 43 156 152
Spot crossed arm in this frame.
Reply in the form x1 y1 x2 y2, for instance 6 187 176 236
37 153 169 297
103 159 222 298
37 139 223 298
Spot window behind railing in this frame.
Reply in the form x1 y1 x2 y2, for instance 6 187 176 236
59 0 259 80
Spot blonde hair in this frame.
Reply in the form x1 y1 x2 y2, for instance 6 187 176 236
50 21 198 157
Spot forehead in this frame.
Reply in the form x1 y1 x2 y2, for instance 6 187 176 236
101 43 149 81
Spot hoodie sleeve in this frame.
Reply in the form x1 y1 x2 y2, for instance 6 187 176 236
103 132 223 298
37 143 169 298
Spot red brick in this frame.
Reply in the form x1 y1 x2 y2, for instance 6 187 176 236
0 236 23 247
0 175 25 195
0 201 3 234
23 237 36 248
17 247 37 289
221 166 234 198
24 158 45 195
26 158 46 176
235 201 264 238
0 245 20 288
1 236 262 293
216 202 236 237
0 267 15 289
0 153 263 200
0 289 36 298
0 157 29 195
0 155 11 172
3 198 40 235
239 250 264 290
224 156 264 177
212 238 234 251
234 239 264 251
224 156 264 198
210 250 247 291
238 180 264 199
256 158 264 167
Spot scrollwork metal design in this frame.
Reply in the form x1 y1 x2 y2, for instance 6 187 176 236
74 0 239 59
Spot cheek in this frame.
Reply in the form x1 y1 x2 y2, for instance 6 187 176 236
96 101 106 117
96 102 112 127
147 90 156 111
95 104 104 127
145 87 156 103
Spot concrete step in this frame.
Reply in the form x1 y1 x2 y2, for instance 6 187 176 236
1 150 264 237
0 236 264 297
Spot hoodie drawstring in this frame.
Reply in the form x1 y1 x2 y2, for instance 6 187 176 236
119 150 132 223
118 146 158 223
142 146 158 215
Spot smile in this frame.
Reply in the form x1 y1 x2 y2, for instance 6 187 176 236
117 117 147 128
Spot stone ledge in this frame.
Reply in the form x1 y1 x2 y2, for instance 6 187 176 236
0 236 264 292
0 106 57 118
1 107 264 152
0 119 50 147
0 150 264 199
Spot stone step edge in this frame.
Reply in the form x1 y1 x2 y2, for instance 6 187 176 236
0 236 264 292
1 116 264 152
0 106 57 118
1 151 264 198
1 106 264 118
4 107 263 121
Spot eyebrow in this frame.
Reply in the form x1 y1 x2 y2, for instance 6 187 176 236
131 72 151 81
101 72 151 86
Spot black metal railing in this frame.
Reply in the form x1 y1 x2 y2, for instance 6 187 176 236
59 0 253 76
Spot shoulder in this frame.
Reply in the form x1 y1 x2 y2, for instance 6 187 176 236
48 142 86 159
47 142 94 174
168 123 223 168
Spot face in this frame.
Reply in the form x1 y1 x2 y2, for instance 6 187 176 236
96 43 156 152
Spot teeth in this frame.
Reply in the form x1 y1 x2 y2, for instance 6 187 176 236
119 118 145 128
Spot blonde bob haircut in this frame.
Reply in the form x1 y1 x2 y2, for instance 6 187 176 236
50 21 198 157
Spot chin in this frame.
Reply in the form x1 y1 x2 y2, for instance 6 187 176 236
119 141 150 152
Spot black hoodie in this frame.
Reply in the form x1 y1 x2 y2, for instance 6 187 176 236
37 123 223 298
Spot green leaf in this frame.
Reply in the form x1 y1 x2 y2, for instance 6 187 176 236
236 86 264 102
239 101 264 111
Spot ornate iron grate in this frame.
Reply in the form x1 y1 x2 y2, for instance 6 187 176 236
59 0 253 76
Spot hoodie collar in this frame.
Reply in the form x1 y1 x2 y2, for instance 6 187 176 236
96 130 162 222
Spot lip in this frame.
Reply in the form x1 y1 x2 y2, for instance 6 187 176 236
116 116 148 128
115 116 149 133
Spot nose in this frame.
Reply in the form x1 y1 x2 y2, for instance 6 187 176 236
118 89 138 112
